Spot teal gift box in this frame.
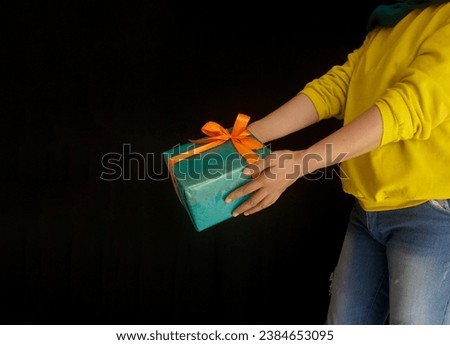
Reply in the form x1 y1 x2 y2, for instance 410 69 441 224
163 114 271 232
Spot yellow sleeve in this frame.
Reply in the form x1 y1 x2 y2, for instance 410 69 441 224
299 32 375 121
376 22 450 145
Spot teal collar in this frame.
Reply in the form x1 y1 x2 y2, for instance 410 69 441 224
367 0 449 31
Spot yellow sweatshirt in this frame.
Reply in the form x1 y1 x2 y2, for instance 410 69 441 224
300 3 450 211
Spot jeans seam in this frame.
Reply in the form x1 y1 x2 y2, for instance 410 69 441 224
442 290 450 325
365 267 388 324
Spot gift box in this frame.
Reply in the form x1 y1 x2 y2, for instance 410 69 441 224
163 113 271 232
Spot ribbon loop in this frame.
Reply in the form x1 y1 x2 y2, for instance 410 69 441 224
231 113 250 137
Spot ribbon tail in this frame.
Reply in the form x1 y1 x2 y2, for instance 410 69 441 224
232 140 260 164
189 137 220 144
169 141 225 165
238 137 264 150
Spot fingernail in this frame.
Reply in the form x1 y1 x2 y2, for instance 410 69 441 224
232 212 239 217
225 198 232 203
243 168 253 175
244 212 249 216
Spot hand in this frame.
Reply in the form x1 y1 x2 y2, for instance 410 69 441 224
225 150 305 217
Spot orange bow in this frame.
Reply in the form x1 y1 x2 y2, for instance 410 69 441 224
168 113 262 167
168 113 263 201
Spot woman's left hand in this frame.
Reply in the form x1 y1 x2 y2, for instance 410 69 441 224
225 149 305 217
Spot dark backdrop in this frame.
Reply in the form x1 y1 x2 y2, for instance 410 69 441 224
3 1 381 325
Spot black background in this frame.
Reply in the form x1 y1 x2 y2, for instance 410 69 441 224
3 1 381 325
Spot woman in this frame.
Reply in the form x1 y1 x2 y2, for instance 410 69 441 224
225 1 450 324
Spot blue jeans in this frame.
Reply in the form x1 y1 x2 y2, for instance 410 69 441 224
326 199 450 325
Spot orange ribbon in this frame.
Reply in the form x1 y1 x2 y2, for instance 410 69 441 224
168 113 263 201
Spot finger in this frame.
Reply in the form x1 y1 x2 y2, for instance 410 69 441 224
231 189 266 217
242 152 277 176
225 179 261 204
242 194 280 216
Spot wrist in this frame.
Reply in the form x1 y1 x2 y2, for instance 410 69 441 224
247 120 270 144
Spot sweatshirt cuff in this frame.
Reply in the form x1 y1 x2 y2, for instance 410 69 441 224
299 88 329 121
375 100 399 146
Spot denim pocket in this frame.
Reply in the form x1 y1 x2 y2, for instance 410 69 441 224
427 199 450 215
